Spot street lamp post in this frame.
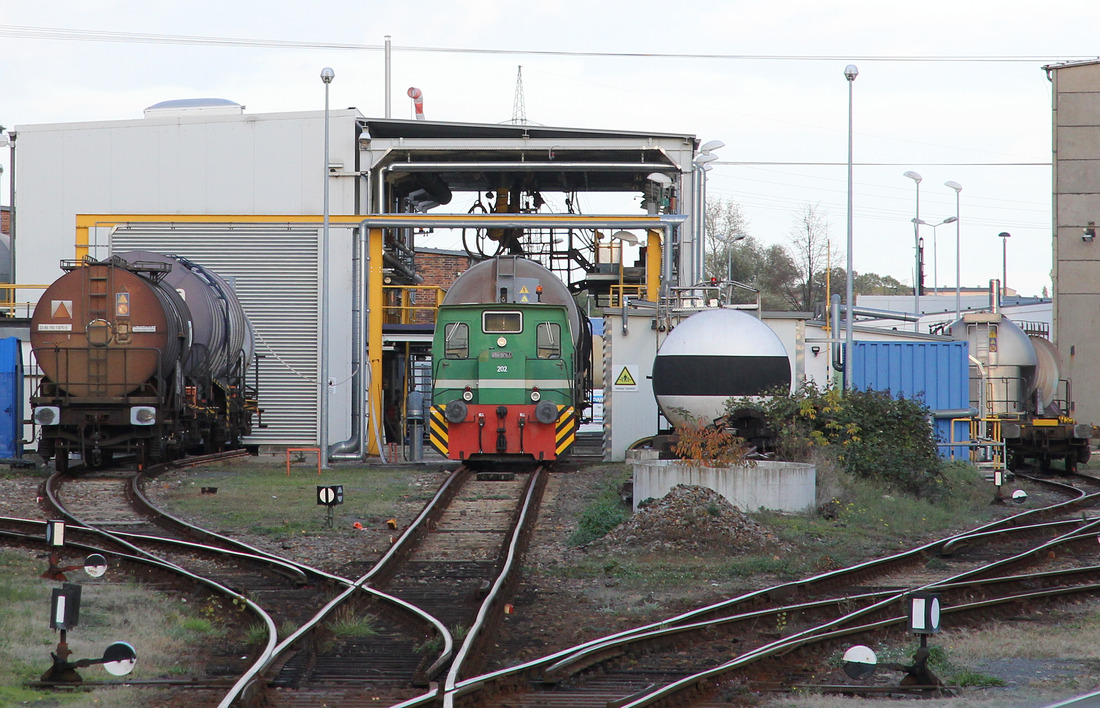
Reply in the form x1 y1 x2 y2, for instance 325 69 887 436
320 67 334 469
903 170 922 331
726 233 747 280
694 140 723 284
844 63 858 390
910 216 957 295
998 231 1011 297
945 181 962 321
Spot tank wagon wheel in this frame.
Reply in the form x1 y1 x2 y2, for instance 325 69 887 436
54 447 68 473
1065 455 1079 475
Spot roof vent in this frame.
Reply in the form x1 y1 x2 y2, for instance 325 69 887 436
144 98 244 118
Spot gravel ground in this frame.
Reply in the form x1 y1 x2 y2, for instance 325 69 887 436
0 472 48 519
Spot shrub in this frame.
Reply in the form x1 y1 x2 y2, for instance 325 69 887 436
730 383 943 498
570 497 631 546
672 416 756 467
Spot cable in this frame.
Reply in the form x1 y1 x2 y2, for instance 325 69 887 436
0 24 1094 64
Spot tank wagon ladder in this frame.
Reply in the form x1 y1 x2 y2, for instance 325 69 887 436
82 261 113 396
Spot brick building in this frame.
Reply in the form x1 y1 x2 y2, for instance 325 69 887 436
392 248 474 324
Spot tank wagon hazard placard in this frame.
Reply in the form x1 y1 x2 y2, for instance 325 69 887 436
39 300 74 331
613 364 639 392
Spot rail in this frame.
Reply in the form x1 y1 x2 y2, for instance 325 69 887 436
609 283 644 307
383 284 446 325
947 416 1008 468
0 283 51 318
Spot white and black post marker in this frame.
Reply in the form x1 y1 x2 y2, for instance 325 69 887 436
843 644 877 680
316 484 344 528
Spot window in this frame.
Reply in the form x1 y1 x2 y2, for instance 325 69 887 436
443 322 468 359
483 311 522 333
536 323 561 359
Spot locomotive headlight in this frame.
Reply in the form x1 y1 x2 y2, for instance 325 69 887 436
130 406 157 426
34 406 60 426
530 388 541 402
534 400 558 425
496 337 507 347
462 386 474 402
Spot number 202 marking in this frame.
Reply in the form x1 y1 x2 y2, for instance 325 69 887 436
497 365 508 373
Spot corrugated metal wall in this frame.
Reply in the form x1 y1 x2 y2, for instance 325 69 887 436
852 340 970 459
110 224 321 445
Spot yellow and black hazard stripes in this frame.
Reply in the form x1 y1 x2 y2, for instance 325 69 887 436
428 405 449 456
555 405 577 456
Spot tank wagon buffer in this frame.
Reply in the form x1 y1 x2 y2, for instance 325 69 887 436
30 254 257 470
428 256 592 464
951 311 1094 473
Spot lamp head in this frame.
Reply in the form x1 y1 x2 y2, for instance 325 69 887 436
998 231 1011 239
320 67 335 84
945 180 962 193
699 139 725 153
647 172 672 186
903 170 923 184
942 216 958 225
610 230 639 245
844 64 859 81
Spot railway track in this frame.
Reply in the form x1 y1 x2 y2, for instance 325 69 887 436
432 472 1100 707
252 466 547 707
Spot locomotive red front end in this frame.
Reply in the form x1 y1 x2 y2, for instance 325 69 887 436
429 402 577 462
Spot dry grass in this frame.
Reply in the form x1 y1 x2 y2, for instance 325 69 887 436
0 547 236 705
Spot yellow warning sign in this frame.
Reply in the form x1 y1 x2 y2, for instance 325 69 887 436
615 367 636 387
519 286 530 294
115 292 130 317
51 300 72 319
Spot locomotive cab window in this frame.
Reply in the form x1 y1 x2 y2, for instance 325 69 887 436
483 311 522 334
443 322 469 359
536 323 561 359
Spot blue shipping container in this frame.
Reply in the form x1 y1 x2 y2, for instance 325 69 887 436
0 338 21 459
852 340 970 459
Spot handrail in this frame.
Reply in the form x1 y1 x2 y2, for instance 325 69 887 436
383 284 446 325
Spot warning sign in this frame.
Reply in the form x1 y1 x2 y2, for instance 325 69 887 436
115 292 130 317
517 285 532 303
613 365 639 391
51 300 73 319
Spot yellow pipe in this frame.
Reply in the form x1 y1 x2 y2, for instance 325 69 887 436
367 226 384 455
646 229 661 302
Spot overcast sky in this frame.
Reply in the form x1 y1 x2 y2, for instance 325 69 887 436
4 0 1100 297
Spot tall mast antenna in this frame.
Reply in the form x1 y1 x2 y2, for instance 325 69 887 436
511 65 527 125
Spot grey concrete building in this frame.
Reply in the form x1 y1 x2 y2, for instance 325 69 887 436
1048 60 1100 427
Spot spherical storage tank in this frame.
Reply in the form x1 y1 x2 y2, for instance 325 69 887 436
652 309 792 427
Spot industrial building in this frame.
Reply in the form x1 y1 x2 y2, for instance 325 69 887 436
10 100 704 459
